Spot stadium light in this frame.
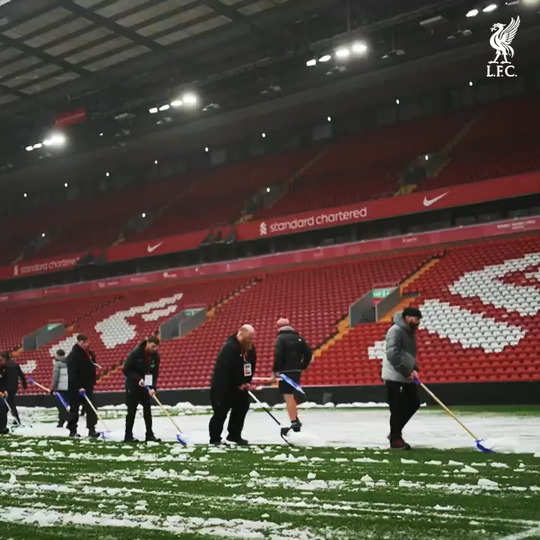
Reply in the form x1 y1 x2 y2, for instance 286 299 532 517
351 41 368 55
335 47 351 59
41 232 46 238
205 147 209 152
154 159 158 164
327 116 332 122
266 187 271 193
171 99 183 108
466 8 479 16
262 132 266 138
396 98 400 105
64 182 68 188
469 81 474 86
33 143 43 149
425 155 429 161
159 104 170 111
306 59 317 67
142 212 146 218
25 146 33 152
100 132 104 137
182 92 199 107
106 172 110 177
149 107 158 114
319 54 332 62
23 193 27 198
43 132 66 148
522 0 540 5
483 3 498 12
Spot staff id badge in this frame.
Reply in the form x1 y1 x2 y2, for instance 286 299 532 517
243 363 252 377
144 374 153 386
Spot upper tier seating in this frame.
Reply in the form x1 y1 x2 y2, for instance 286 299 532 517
256 111 472 219
0 177 186 265
420 97 540 191
128 150 315 243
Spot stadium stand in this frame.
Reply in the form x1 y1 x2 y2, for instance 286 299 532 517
13 250 431 393
6 232 540 393
419 97 540 190
255 111 473 219
2 97 539 267
16 276 255 393
0 293 120 352
312 235 540 387
127 150 316 243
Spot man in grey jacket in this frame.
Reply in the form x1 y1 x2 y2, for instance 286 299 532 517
51 349 70 428
382 307 422 450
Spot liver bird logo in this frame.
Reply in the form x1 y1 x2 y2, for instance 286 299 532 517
489 16 520 64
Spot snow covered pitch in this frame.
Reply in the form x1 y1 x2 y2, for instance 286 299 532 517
1 405 539 539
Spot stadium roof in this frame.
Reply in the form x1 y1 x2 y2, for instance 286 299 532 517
0 0 539 184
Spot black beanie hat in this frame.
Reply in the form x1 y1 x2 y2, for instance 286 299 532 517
403 306 422 318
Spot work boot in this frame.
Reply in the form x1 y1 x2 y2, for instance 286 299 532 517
390 438 411 450
88 430 100 439
226 436 249 446
124 435 140 443
291 419 302 433
145 434 161 443
69 431 80 438
280 427 291 437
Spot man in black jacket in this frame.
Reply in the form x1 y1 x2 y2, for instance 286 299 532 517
122 336 161 443
209 325 256 445
1 351 27 425
0 357 9 435
66 334 99 438
271 318 312 435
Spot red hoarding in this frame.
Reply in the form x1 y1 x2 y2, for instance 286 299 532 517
1 216 538 304
236 172 540 240
105 171 540 264
54 108 86 127
0 253 89 281
107 230 208 263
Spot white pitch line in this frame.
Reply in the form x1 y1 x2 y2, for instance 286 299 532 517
500 527 540 540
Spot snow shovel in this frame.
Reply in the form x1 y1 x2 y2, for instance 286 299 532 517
415 379 492 453
146 387 186 445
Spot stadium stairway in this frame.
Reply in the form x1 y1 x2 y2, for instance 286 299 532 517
379 256 443 322
95 276 262 390
240 145 332 224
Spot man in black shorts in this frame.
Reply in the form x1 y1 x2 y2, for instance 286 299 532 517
272 318 312 435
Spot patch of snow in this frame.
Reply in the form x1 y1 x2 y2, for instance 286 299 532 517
425 460 443 466
490 462 510 469
461 465 479 474
478 478 499 490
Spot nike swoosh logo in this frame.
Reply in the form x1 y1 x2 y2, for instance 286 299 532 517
423 192 449 207
147 242 164 253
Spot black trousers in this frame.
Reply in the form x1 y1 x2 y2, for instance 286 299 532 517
125 388 153 437
67 390 97 433
6 391 20 423
209 388 250 443
386 381 420 442
54 391 70 425
0 397 7 432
